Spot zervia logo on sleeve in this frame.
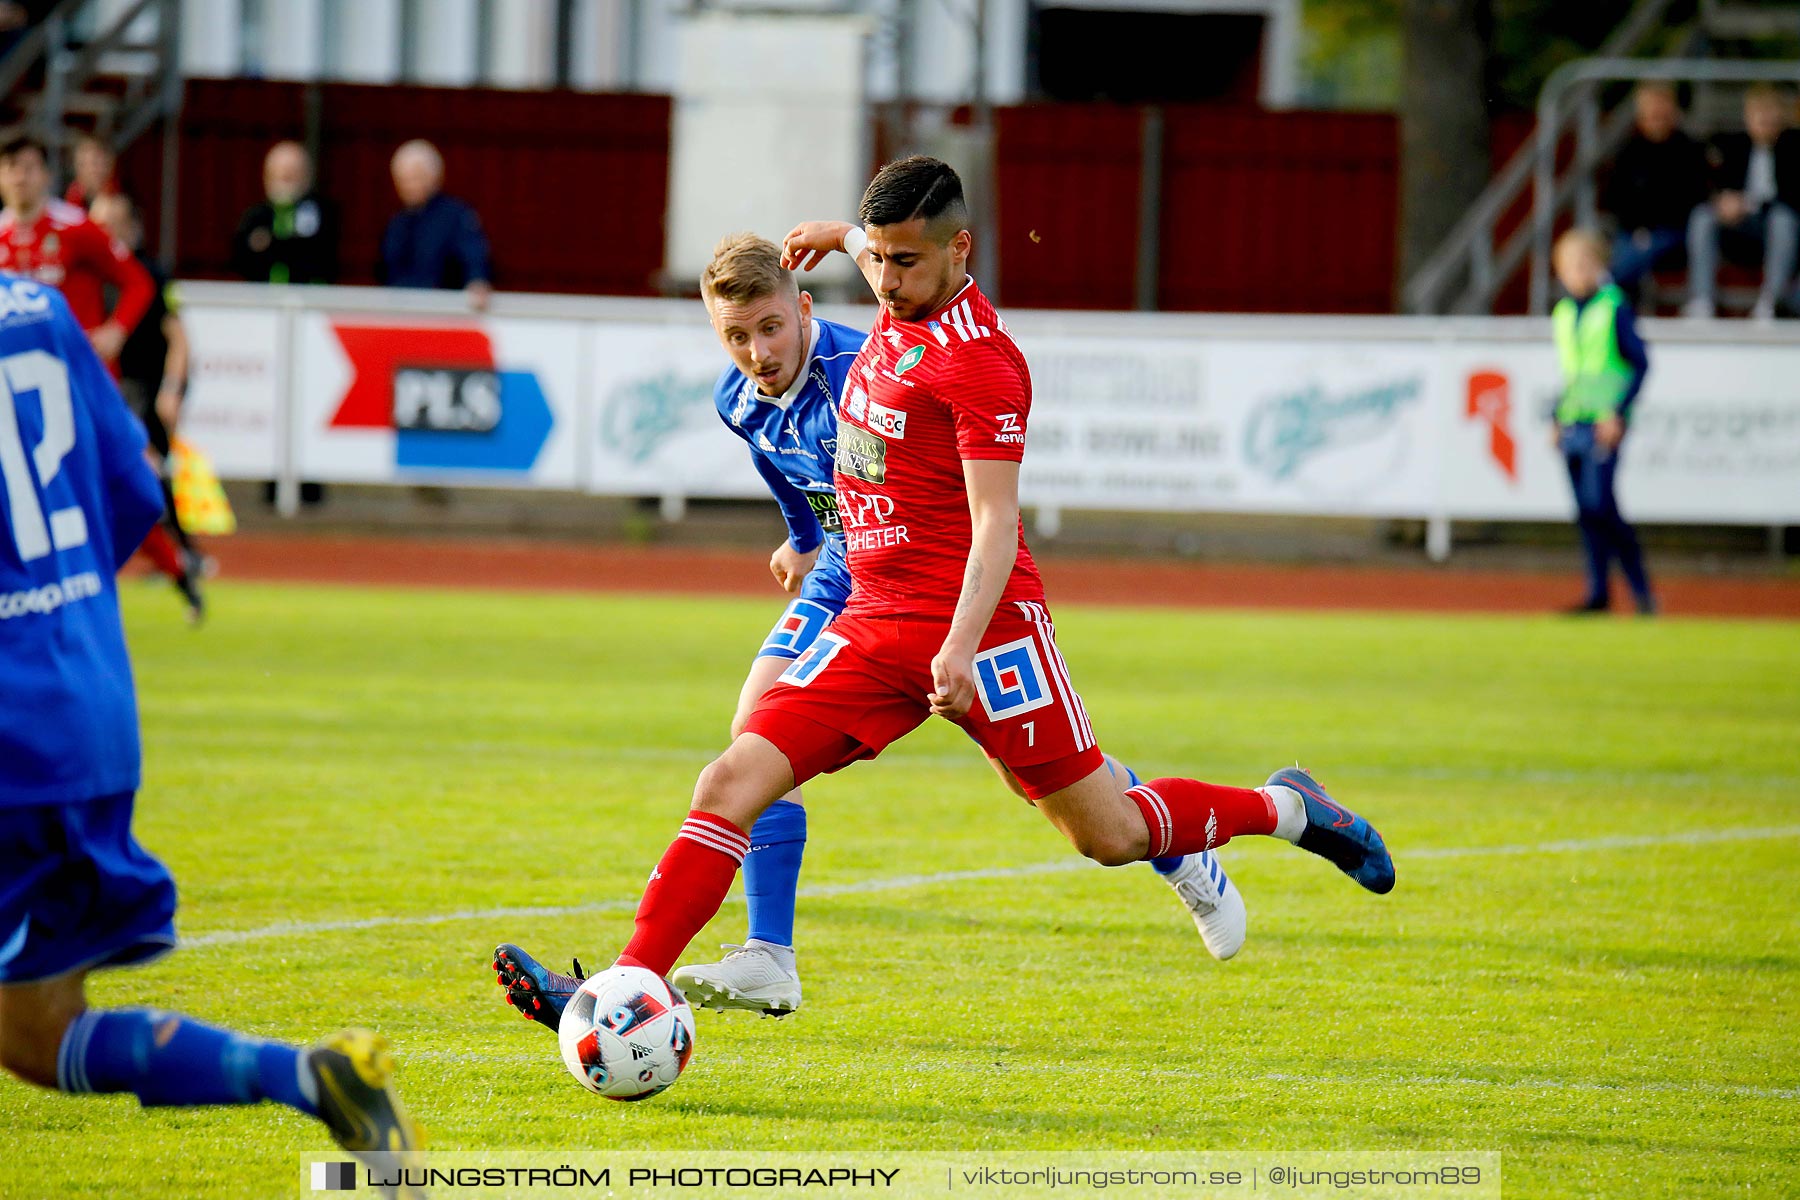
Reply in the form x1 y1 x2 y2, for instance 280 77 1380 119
328 325 552 471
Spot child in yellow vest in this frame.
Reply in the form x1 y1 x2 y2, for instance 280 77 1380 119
1551 229 1655 615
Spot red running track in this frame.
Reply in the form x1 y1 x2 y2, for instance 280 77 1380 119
200 533 1800 618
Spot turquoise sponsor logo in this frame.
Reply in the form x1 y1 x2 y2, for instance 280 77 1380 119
1243 376 1423 482
603 372 715 464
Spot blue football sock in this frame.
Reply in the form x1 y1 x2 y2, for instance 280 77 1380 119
1107 754 1186 875
56 1008 318 1115
743 799 807 948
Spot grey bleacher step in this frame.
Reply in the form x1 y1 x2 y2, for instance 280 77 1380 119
18 91 119 117
1701 4 1800 39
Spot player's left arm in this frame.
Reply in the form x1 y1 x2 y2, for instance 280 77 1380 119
929 458 1020 719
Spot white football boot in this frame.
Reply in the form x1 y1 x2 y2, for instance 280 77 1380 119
671 940 802 1017
1162 851 1246 960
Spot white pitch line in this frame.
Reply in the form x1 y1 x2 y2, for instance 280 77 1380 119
179 825 1800 951
391 1050 1797 1101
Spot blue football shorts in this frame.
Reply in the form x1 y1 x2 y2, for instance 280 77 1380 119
756 542 851 662
0 792 178 985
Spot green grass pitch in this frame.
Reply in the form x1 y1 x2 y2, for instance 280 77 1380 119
3 580 1796 1198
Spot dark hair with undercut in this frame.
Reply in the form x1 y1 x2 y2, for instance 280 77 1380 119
858 155 969 240
0 135 48 165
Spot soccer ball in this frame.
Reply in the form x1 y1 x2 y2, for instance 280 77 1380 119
556 965 696 1100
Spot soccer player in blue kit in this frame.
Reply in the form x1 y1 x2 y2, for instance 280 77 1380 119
494 234 1246 1026
0 273 421 1194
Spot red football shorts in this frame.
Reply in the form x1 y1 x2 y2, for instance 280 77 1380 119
741 600 1104 800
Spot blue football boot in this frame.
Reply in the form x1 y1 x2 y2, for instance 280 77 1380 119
1267 766 1395 894
493 943 585 1033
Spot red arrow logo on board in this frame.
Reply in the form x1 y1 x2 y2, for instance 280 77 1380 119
329 324 496 428
1466 369 1517 482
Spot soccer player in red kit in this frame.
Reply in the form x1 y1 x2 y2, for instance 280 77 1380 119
493 158 1393 1040
0 137 152 361
0 135 199 618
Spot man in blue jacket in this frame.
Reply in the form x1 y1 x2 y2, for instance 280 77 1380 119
381 139 493 311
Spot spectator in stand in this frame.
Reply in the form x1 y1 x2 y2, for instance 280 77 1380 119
1600 82 1709 291
90 192 206 623
1685 84 1800 320
0 1 53 61
0 135 152 368
230 140 338 284
380 139 491 311
64 131 117 209
378 140 493 513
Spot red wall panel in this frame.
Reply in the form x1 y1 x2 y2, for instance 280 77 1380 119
1156 108 1399 314
997 104 1400 314
126 79 671 297
995 105 1144 311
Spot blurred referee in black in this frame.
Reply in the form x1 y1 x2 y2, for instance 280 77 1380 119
91 193 206 621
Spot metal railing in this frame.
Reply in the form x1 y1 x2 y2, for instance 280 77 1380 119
1528 57 1800 313
1403 0 1696 315
0 0 184 259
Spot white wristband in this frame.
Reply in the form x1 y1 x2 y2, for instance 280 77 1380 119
841 225 867 259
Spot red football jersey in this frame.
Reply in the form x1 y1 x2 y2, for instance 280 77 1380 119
0 199 153 336
834 277 1045 617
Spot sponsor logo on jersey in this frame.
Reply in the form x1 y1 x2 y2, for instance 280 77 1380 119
845 384 869 423
757 432 777 452
0 279 50 321
866 400 907 440
993 412 1025 445
894 345 925 376
973 636 1055 720
839 489 907 552
805 490 843 535
778 630 850 687
836 426 887 484
839 490 896 529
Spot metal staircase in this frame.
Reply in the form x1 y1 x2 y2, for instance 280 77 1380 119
1404 0 1800 315
0 0 182 245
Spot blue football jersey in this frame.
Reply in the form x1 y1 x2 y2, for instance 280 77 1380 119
0 274 163 807
713 316 865 564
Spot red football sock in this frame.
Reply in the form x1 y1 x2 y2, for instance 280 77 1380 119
138 525 183 581
615 812 750 977
1127 777 1277 858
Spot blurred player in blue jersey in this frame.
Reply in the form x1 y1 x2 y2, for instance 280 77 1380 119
493 235 1244 1027
0 273 422 1194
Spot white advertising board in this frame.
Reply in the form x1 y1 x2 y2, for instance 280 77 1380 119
180 305 282 478
1441 341 1800 523
586 324 764 499
169 285 1800 534
1017 335 1442 515
289 312 584 488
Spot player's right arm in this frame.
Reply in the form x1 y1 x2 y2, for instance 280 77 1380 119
714 373 824 590
781 221 877 295
749 453 823 592
78 222 154 358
